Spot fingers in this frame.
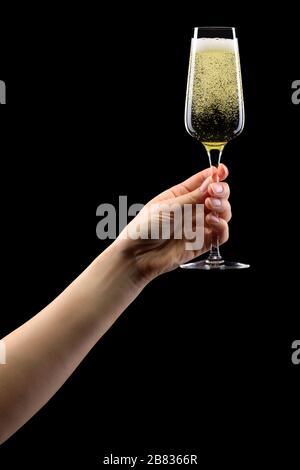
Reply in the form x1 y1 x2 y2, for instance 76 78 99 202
174 185 205 206
217 163 228 181
151 165 229 204
178 167 217 194
206 177 231 221
172 172 231 208
205 198 232 222
206 214 229 245
180 164 228 192
171 164 229 197
205 176 231 243
207 181 230 200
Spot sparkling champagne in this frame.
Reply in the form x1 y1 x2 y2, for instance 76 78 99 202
185 38 244 148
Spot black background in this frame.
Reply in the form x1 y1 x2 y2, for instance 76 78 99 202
1 4 299 467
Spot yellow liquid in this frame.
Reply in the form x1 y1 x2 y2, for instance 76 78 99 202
186 46 244 144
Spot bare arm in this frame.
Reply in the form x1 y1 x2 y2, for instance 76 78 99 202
0 244 144 444
0 165 231 444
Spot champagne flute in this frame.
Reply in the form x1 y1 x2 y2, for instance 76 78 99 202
181 26 249 270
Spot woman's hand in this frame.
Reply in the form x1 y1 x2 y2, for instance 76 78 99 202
114 164 231 283
0 164 231 444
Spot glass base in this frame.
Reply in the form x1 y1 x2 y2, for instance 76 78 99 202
180 259 250 270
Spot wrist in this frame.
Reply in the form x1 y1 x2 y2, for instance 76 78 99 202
107 238 155 290
93 240 149 294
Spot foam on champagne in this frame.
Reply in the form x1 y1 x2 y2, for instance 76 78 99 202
186 37 243 143
192 37 237 53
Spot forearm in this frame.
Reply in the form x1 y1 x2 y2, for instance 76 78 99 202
0 242 144 444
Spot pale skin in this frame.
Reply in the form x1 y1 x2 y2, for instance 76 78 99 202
0 164 231 444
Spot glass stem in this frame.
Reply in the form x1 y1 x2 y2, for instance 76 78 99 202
206 145 225 265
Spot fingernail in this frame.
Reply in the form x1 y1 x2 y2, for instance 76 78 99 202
211 198 222 207
212 183 223 194
210 215 220 224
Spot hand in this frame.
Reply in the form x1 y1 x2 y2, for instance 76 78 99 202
114 164 231 283
0 166 230 445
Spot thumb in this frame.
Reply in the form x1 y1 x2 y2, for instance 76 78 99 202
174 175 211 206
